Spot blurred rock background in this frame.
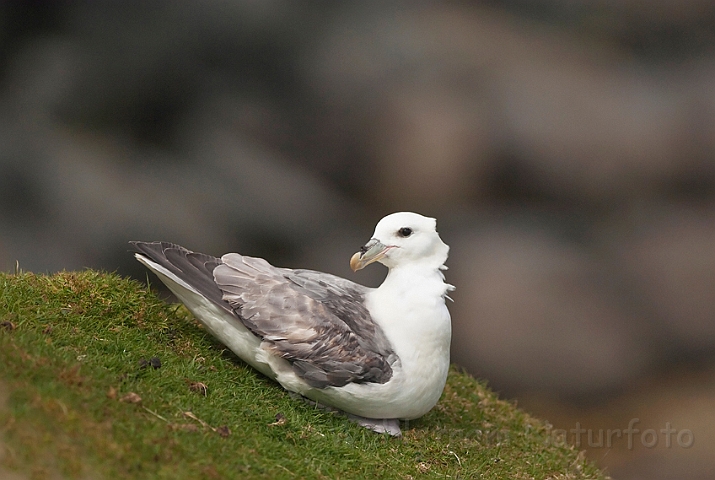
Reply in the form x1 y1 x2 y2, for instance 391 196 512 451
1 2 714 478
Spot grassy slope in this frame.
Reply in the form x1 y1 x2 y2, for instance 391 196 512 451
0 271 606 480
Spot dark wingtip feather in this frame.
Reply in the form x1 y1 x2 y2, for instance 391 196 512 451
130 240 229 312
130 240 190 257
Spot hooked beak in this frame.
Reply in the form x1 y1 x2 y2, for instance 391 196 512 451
350 238 391 272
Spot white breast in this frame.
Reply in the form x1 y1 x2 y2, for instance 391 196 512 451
309 267 452 420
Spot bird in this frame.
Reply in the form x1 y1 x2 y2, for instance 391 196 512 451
131 212 454 436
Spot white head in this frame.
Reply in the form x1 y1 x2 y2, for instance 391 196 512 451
350 212 450 271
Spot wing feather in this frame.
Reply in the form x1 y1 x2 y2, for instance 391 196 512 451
131 241 395 389
214 254 395 388
130 241 228 312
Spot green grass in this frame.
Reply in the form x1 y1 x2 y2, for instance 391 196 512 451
0 270 607 479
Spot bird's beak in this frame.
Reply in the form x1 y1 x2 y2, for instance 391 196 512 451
350 238 390 272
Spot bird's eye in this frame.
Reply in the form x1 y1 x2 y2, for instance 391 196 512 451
397 227 413 237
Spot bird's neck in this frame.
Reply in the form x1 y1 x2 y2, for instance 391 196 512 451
380 262 453 299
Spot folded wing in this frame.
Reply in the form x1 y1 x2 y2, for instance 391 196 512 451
131 242 395 388
215 253 395 388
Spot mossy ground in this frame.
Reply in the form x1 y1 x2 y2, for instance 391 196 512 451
0 271 607 479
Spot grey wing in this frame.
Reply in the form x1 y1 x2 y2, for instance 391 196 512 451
284 269 394 357
214 253 395 388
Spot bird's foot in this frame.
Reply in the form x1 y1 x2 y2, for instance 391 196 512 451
289 393 402 437
345 414 402 437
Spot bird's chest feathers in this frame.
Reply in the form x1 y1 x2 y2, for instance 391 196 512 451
366 269 452 359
